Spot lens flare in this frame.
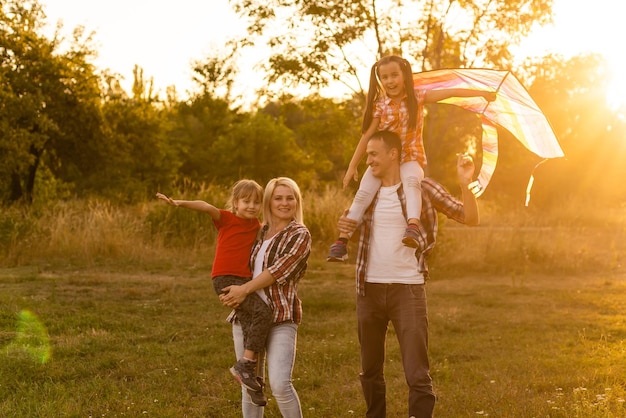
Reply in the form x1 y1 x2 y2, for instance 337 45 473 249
6 310 52 364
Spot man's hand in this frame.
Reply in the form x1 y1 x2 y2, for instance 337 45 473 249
337 209 358 236
456 153 475 187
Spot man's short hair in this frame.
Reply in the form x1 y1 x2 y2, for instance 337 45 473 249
369 130 402 157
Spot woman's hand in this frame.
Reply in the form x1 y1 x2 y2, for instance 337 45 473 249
219 285 247 308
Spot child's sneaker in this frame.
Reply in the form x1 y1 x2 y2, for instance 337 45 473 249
230 359 262 391
247 377 267 406
326 241 348 262
401 225 421 249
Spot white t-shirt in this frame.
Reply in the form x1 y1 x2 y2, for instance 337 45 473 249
366 184 424 285
253 239 272 305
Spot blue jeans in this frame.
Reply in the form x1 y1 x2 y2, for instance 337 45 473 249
233 321 302 418
357 282 435 418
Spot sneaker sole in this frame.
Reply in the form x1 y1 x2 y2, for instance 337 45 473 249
326 255 348 262
246 389 268 406
230 367 262 391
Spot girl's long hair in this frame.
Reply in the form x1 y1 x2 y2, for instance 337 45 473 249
361 55 417 133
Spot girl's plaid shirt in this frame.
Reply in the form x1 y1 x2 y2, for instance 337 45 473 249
251 221 311 325
355 178 467 296
374 89 427 167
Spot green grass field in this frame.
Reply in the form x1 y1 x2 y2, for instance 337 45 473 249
2 259 626 417
1 194 626 416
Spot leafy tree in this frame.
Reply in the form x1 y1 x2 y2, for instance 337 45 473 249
261 95 362 184
168 93 236 184
98 69 178 202
221 0 556 190
0 0 103 204
423 103 485 184
209 111 314 187
230 0 554 97
191 49 239 102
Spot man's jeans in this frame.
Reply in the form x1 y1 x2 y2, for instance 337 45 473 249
233 321 302 418
357 282 435 418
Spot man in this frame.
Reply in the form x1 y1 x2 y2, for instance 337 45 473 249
338 130 479 418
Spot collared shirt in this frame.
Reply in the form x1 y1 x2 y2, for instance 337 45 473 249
355 178 467 296
250 221 311 325
374 89 427 167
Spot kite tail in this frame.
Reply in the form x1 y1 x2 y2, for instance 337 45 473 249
525 159 549 207
471 116 498 198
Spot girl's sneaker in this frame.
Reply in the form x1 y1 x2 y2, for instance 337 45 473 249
326 241 348 262
402 224 422 249
230 359 262 391
247 377 267 406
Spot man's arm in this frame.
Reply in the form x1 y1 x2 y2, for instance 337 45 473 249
456 153 479 226
337 209 359 238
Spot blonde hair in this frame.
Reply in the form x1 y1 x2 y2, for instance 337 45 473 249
263 177 304 227
226 179 263 213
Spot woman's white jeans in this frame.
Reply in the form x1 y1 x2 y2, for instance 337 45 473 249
233 321 302 418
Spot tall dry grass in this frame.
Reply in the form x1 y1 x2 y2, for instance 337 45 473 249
0 186 624 277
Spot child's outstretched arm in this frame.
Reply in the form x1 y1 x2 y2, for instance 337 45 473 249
343 118 380 189
155 193 221 220
425 88 496 104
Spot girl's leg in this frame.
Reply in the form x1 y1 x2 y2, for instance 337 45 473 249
226 277 266 392
266 323 302 418
347 166 382 223
237 291 273 354
400 161 426 250
400 161 424 221
233 322 265 418
328 167 381 261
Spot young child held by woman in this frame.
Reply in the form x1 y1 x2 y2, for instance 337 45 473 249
156 179 270 405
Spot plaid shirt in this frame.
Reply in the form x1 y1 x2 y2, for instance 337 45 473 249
355 178 467 296
249 221 311 325
374 89 427 167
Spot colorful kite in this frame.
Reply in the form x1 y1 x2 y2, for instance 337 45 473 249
413 69 564 198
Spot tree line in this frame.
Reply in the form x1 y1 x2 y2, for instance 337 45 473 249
2 0 625 208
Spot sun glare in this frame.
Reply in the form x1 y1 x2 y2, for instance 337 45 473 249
551 0 626 110
514 0 626 111
605 56 626 110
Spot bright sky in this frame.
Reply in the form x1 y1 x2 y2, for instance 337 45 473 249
41 0 624 104
42 0 245 98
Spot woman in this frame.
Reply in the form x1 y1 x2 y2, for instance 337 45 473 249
220 177 311 418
